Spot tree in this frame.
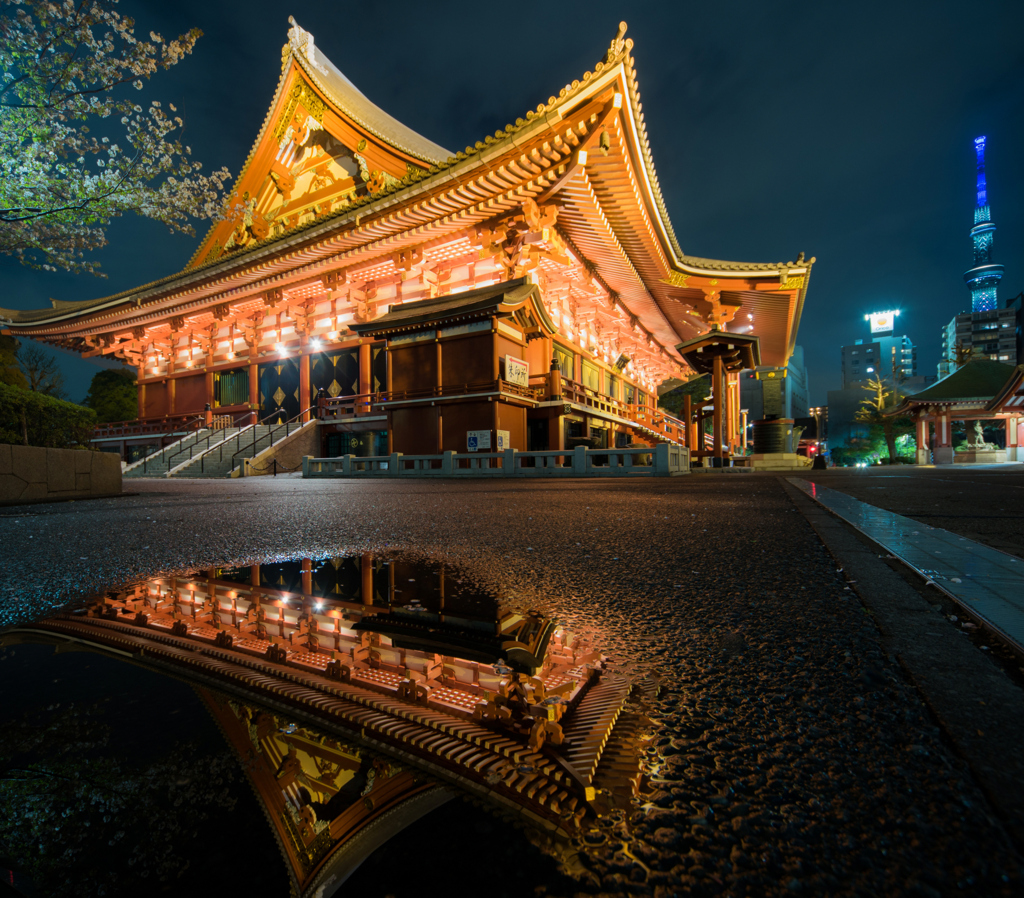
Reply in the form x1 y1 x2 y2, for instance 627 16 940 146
0 0 231 274
854 374 913 464
0 700 238 896
0 334 27 388
84 366 136 422
17 342 66 397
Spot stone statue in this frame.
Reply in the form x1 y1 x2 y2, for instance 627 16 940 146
964 421 995 451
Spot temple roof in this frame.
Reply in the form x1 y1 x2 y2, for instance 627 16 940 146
898 359 1018 405
351 278 555 337
1 20 813 372
284 18 451 165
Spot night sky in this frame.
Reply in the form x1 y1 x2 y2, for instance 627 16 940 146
4 0 1023 405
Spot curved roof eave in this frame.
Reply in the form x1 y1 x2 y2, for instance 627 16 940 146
2 22 812 341
289 22 452 166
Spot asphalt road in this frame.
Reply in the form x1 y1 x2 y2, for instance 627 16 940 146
1 473 1022 896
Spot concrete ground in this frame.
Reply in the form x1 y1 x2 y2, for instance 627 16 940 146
1 471 1023 896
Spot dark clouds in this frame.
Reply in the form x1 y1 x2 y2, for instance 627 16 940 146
3 0 1023 403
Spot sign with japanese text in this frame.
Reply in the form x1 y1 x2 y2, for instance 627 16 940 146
504 355 529 388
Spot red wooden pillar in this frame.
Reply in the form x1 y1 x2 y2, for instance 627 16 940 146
248 362 259 424
712 355 724 463
299 343 311 423
683 393 692 449
1006 416 1019 462
359 342 372 412
361 553 374 606
915 413 929 465
301 558 312 597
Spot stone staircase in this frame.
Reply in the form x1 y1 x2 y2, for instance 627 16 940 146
123 429 212 479
169 425 276 478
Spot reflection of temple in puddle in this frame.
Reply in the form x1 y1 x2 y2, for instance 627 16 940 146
14 555 648 896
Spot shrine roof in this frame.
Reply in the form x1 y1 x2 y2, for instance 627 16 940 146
282 17 451 166
899 360 1018 405
352 278 555 336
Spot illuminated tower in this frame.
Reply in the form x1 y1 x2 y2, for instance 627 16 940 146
963 136 1004 313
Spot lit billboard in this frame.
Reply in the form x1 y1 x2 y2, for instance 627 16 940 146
865 310 899 334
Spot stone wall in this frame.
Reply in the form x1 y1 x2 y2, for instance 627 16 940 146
0 444 122 506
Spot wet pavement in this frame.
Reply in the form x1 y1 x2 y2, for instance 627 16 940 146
1 474 1022 896
789 478 1024 651
790 465 1024 560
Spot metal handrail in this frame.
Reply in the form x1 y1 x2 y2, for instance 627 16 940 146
164 411 253 472
229 404 317 473
131 415 206 474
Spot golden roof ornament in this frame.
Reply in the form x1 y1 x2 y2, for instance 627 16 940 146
605 21 628 64
287 16 326 75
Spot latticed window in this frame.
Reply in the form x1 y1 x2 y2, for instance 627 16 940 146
214 368 249 407
554 344 575 380
581 360 600 392
606 373 619 399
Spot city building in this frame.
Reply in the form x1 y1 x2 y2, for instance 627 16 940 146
1 20 812 472
826 311 930 454
841 334 916 388
938 138 1018 376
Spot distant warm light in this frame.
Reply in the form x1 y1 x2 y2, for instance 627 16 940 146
327 331 338 339
311 339 322 350
276 342 286 353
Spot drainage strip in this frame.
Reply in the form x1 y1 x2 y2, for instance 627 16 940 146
788 478 1024 653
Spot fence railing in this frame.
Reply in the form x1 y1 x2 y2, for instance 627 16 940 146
121 415 208 475
303 444 688 479
229 405 317 474
164 411 253 474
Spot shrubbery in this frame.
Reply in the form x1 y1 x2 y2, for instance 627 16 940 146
0 382 96 448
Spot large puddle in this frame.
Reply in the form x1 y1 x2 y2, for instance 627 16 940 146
0 553 657 897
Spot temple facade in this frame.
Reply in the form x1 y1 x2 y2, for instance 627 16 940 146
1 20 812 469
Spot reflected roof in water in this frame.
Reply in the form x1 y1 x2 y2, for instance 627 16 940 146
6 552 652 898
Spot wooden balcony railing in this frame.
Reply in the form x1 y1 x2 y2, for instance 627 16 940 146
91 414 205 440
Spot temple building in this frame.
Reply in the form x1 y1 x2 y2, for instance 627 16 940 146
1 20 812 470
